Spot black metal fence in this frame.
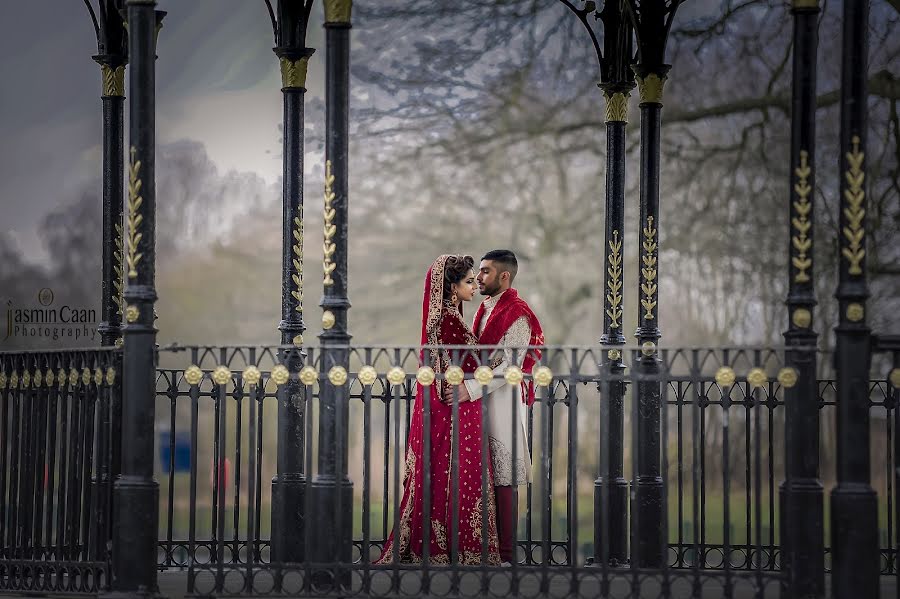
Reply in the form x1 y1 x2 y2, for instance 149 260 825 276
0 348 120 595
1 344 893 597
143 343 890 597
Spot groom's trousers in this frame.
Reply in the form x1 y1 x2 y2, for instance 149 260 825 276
495 485 517 563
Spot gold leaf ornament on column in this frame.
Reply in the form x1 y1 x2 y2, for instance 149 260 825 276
641 216 658 320
113 222 125 317
606 230 623 328
291 216 304 313
323 160 337 286
126 147 144 279
792 150 813 283
842 135 866 275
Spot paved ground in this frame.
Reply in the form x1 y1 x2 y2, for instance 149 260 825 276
153 569 898 599
0 570 893 598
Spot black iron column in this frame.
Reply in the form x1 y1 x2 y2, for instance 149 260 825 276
311 0 353 571
269 0 315 565
85 0 128 565
109 1 164 596
625 0 679 569
595 0 633 568
831 0 879 596
780 1 824 596
88 0 128 349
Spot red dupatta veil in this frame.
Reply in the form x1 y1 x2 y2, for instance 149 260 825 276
376 256 500 565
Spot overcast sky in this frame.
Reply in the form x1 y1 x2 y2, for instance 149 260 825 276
0 1 334 261
0 0 718 263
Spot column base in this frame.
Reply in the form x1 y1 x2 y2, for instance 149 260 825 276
110 477 159 596
270 475 307 564
630 476 664 568
308 478 354 590
830 483 880 599
779 479 824 599
592 477 629 566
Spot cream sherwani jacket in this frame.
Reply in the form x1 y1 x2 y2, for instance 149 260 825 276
464 291 533 486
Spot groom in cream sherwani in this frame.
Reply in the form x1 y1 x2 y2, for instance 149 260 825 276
445 249 544 566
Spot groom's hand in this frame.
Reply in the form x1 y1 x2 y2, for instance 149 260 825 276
443 384 472 404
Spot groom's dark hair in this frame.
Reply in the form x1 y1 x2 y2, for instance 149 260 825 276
482 249 518 283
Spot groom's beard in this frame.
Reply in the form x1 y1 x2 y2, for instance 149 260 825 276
480 281 501 297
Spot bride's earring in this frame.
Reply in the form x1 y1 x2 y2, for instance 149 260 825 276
452 291 458 304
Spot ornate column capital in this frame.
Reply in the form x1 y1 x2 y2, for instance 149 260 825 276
604 92 629 123
635 72 667 106
279 56 310 89
324 0 352 24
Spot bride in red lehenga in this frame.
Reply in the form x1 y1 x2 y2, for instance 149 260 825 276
377 255 501 566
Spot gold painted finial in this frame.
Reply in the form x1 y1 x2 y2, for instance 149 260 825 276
636 73 666 105
324 0 352 23
280 56 310 89
101 64 125 97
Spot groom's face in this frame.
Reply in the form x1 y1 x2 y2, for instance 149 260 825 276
477 260 504 297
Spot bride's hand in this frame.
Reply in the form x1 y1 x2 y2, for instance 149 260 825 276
442 384 472 404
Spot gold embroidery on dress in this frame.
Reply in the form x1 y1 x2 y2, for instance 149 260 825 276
432 519 448 551
489 436 528 486
398 451 416 558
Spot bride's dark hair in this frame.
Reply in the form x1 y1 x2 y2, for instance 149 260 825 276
443 255 475 301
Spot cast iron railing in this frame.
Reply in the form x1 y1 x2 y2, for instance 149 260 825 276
149 344 829 597
0 348 121 595
152 345 896 586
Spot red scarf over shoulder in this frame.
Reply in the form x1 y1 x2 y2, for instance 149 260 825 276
473 288 544 405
